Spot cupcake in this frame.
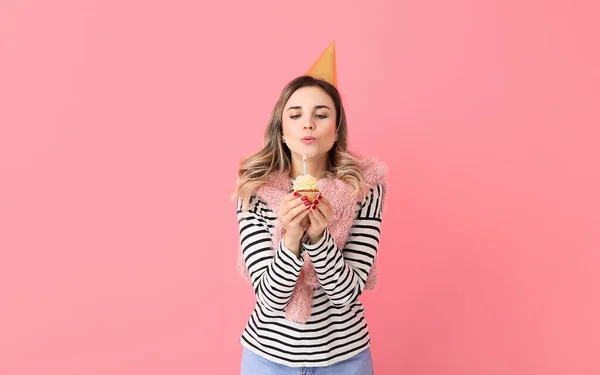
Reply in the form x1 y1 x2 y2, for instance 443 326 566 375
293 174 319 203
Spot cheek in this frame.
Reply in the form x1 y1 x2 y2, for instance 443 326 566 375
281 121 293 136
323 120 337 137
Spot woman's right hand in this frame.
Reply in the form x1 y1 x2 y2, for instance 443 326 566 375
279 192 311 252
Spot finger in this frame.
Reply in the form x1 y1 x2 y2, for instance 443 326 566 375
316 194 332 208
309 205 325 226
308 210 326 231
288 196 306 210
283 191 300 203
314 200 333 223
289 192 313 207
284 200 311 222
291 206 311 225
280 194 304 215
299 215 309 227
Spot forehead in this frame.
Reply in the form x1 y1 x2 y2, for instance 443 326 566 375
285 86 335 109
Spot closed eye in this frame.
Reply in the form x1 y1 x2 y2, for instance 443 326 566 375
290 114 328 120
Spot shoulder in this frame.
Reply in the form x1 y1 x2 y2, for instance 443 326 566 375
359 183 385 208
236 195 275 219
355 183 385 219
357 156 388 186
354 156 388 204
236 172 288 212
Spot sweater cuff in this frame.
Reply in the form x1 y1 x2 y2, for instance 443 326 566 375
279 238 305 267
302 229 329 253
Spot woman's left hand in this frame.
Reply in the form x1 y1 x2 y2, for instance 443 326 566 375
306 194 333 244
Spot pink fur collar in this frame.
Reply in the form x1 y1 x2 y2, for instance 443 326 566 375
238 157 387 323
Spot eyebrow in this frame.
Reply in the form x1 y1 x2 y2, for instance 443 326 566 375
286 105 331 111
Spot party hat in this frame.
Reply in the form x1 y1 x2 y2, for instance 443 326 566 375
305 41 337 87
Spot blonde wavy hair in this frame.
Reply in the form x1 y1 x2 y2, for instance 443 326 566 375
234 75 370 209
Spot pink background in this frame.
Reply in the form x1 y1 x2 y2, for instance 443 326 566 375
1 1 599 374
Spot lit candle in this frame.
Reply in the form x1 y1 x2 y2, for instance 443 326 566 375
302 155 307 175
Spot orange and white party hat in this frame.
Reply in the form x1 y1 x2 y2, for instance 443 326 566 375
305 41 337 88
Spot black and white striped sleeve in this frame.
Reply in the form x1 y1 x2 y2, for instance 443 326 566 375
302 184 384 307
237 196 305 312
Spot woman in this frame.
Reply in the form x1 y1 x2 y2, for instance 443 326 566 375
234 74 387 374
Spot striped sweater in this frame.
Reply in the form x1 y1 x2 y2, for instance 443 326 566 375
236 183 384 367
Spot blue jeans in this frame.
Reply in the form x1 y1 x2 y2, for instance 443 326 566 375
240 347 374 375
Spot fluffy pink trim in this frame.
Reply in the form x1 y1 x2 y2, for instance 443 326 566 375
237 157 387 323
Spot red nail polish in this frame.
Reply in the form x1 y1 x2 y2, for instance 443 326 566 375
294 192 299 196
313 199 319 204
304 201 310 206
301 196 307 201
318 194 323 199
312 205 317 209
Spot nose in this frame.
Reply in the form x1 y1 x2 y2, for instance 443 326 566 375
303 117 315 130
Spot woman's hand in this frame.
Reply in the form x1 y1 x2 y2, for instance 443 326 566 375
279 192 311 254
306 194 333 244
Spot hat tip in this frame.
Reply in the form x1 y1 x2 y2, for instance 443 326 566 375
305 40 338 87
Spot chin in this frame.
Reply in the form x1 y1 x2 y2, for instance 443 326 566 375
307 150 332 160
299 148 320 158
291 144 332 159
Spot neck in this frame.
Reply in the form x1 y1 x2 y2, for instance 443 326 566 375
290 152 329 179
